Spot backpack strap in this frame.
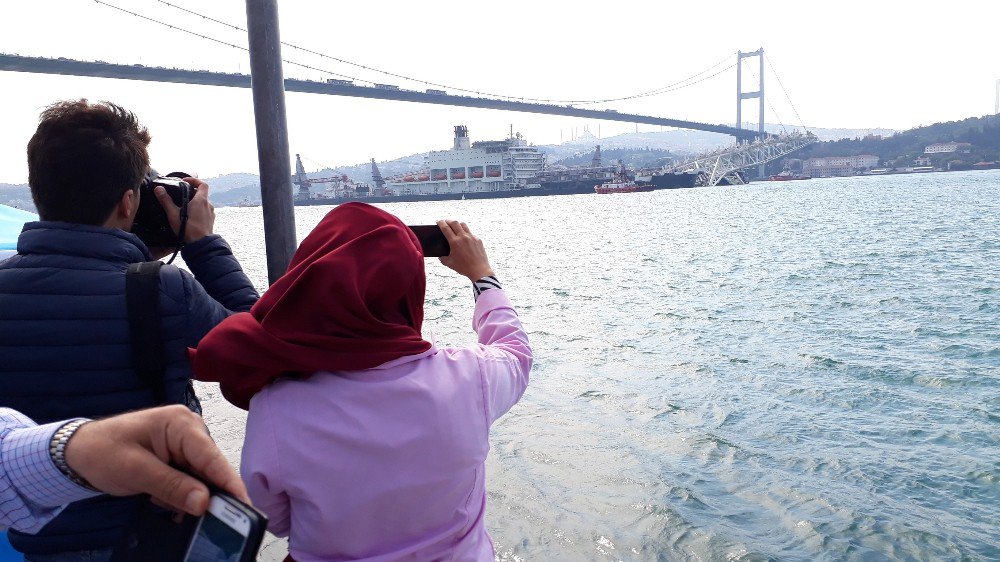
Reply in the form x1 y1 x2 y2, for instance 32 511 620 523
126 261 166 405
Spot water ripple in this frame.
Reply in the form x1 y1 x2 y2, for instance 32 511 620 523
203 171 999 561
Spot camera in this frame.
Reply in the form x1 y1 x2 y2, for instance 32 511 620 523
131 170 196 249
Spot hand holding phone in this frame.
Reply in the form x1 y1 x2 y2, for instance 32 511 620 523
436 220 494 281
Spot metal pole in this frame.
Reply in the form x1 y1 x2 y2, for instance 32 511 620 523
246 0 296 285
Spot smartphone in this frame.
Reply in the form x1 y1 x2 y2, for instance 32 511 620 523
182 494 267 562
408 224 451 257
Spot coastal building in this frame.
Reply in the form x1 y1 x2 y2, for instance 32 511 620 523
802 154 880 177
915 156 932 166
924 142 972 154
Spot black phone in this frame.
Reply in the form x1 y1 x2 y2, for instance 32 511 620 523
111 492 266 562
408 224 450 257
181 493 266 562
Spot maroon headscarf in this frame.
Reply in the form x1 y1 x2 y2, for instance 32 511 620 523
191 202 432 410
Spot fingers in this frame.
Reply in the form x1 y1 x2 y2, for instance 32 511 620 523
184 177 209 199
434 219 492 281
131 407 246 515
153 186 181 224
178 178 215 243
172 421 249 504
126 448 212 515
154 407 249 505
437 219 459 241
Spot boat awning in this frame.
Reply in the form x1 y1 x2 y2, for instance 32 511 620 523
0 204 36 252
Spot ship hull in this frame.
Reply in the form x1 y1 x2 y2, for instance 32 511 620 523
294 171 746 206
296 184 604 206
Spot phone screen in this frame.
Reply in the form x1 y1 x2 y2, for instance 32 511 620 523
183 498 250 562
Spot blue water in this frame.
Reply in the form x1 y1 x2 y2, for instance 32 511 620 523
203 170 999 561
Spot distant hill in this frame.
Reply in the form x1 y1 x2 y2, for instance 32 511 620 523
0 184 34 212
0 172 265 212
0 122 902 209
553 147 676 169
788 114 1000 170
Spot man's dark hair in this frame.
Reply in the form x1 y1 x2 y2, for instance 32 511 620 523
27 100 151 225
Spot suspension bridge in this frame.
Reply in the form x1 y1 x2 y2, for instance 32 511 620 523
1 0 817 278
1 53 758 141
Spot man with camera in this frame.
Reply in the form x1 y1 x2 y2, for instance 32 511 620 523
0 100 259 561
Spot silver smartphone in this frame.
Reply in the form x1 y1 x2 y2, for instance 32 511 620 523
182 494 266 562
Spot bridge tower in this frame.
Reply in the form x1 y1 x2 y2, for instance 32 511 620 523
592 145 602 168
736 49 765 137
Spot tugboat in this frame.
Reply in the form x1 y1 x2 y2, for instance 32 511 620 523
768 170 811 181
594 178 645 194
594 160 648 194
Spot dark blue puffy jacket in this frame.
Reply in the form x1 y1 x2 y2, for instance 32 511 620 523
0 221 259 555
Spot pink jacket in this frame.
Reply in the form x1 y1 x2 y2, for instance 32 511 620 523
240 289 531 561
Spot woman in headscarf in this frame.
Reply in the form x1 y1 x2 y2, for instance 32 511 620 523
192 202 531 562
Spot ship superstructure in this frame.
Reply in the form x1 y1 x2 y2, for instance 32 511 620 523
386 126 544 195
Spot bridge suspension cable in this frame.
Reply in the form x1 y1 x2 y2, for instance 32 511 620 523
765 53 808 132
95 0 738 106
92 0 367 84
742 57 788 134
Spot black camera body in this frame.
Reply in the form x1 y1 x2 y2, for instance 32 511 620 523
132 171 196 248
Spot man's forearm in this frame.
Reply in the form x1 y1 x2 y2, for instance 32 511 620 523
0 409 98 533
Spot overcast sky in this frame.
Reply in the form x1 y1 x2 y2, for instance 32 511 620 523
1 0 998 183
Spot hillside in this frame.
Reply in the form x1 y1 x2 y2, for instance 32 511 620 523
790 114 1000 170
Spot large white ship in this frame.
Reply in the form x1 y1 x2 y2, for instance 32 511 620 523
386 126 545 195
293 127 628 206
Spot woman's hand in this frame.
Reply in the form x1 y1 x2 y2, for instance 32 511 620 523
437 220 494 282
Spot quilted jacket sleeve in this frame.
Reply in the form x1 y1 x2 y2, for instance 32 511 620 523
178 235 260 348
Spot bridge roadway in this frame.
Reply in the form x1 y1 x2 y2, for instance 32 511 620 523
0 54 758 141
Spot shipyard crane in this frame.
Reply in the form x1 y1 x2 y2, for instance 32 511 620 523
292 154 372 199
370 159 386 191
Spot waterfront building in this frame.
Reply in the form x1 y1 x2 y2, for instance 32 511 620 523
924 142 972 154
802 154 880 177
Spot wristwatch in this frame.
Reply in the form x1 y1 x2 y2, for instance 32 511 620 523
49 419 98 491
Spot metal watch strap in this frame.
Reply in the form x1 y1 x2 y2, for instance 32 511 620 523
49 419 98 491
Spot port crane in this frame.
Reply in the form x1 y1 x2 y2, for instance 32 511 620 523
293 155 388 199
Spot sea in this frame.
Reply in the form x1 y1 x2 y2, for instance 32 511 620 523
194 170 999 561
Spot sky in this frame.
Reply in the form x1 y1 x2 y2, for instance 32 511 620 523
1 0 998 183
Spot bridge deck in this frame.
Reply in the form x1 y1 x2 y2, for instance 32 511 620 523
0 54 757 141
